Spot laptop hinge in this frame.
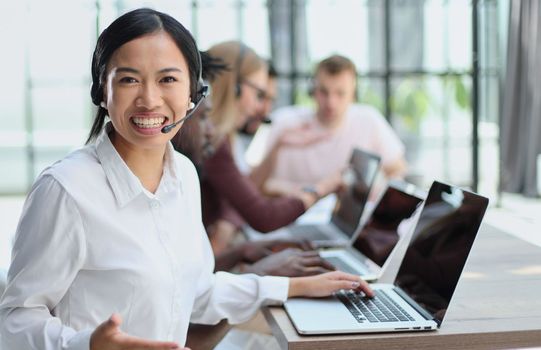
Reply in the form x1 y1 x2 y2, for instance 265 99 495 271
393 287 434 321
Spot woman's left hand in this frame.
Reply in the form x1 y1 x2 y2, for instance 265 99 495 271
288 271 374 298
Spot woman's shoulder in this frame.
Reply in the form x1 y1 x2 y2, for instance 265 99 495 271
38 145 103 193
42 145 97 175
173 150 196 169
172 151 200 182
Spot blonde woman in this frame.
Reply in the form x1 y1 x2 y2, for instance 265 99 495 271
201 42 340 254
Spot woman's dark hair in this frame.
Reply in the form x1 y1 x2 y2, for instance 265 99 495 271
170 51 227 170
86 8 201 144
199 51 228 82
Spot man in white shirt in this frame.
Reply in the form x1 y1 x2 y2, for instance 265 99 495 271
262 55 407 188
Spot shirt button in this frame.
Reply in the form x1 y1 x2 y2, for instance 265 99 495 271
150 201 159 209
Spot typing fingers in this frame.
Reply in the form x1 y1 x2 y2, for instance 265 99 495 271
328 271 374 297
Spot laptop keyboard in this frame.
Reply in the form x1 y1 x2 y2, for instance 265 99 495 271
337 289 415 323
323 256 364 275
288 225 330 240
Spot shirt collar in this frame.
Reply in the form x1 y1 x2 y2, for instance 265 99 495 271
94 122 182 207
161 141 183 195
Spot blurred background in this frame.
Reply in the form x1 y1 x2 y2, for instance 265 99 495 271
0 0 507 196
3 0 541 270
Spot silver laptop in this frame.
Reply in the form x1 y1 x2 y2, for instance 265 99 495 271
319 180 425 281
284 181 489 335
244 148 381 243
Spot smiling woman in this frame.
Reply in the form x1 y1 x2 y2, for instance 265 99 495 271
0 8 373 350
86 13 200 144
105 32 192 148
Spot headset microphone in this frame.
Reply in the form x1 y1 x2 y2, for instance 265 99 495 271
161 86 209 134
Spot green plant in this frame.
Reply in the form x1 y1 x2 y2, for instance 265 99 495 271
390 79 431 132
390 76 471 133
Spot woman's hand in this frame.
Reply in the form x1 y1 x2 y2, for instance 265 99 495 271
243 249 335 277
288 271 374 298
90 313 185 350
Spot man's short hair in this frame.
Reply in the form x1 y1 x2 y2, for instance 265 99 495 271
315 55 357 77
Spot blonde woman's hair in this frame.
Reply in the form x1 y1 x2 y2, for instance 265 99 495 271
207 41 266 138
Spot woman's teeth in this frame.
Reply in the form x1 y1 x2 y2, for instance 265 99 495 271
131 117 165 128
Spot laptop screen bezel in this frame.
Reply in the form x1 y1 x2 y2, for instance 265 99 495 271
329 148 381 237
391 180 489 326
347 180 425 270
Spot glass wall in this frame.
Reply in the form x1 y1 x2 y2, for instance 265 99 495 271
0 0 505 195
0 0 96 193
294 0 504 196
0 0 269 194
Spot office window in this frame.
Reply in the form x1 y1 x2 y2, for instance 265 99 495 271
477 0 504 195
358 78 386 114
305 0 373 72
280 0 504 195
197 0 238 49
0 2 26 193
391 76 473 187
0 0 269 194
240 0 270 57
0 0 505 195
422 0 472 71
0 0 95 193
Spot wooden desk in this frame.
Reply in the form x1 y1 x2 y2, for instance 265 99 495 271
263 224 541 349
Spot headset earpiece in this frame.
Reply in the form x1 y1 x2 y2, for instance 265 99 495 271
192 49 208 105
160 46 208 134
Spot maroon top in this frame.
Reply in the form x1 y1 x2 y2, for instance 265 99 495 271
201 139 305 232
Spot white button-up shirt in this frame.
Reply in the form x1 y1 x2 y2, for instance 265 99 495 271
0 124 288 350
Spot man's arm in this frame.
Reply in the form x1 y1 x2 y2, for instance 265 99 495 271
249 139 281 189
250 122 332 189
382 156 408 179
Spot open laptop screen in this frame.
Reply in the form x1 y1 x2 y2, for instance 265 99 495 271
351 182 424 267
330 148 381 237
394 181 488 324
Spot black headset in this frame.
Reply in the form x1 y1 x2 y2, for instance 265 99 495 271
192 51 209 108
161 49 209 133
234 42 248 98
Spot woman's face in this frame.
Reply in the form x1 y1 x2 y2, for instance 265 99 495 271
236 67 268 128
103 31 192 152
